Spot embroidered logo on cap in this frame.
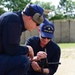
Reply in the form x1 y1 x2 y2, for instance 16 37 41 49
43 25 54 33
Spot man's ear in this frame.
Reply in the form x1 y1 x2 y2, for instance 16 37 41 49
28 16 32 20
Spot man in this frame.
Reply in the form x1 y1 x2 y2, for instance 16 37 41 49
25 19 61 75
0 3 45 75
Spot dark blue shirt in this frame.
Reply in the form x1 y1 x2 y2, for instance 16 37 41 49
25 36 61 75
0 11 28 55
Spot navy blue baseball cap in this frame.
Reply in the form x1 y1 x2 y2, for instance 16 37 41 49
22 3 45 25
40 19 55 39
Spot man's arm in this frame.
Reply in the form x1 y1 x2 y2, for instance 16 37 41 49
32 51 47 61
48 46 61 75
2 15 28 55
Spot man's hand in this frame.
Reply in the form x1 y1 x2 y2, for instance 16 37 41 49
31 61 50 74
43 68 50 74
31 61 42 72
37 51 47 61
26 45 34 61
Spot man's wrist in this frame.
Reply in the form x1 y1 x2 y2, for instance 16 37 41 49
32 56 38 61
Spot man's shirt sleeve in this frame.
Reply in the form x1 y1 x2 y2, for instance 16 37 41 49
2 14 28 55
48 45 61 75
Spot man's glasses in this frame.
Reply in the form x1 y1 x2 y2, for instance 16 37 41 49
41 36 51 40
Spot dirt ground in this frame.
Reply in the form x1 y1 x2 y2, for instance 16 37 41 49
55 48 75 75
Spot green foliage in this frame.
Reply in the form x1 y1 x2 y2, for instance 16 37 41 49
49 0 75 20
33 1 55 11
59 0 66 6
49 14 64 20
0 0 75 20
0 7 6 15
0 0 31 11
58 0 75 19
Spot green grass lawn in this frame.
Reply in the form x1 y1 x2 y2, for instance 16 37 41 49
57 43 75 49
21 43 75 49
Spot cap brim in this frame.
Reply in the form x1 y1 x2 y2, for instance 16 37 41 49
41 31 54 39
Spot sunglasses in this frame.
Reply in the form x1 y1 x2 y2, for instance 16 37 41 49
41 36 51 39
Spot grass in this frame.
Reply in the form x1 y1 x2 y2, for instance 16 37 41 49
57 43 75 49
21 43 75 49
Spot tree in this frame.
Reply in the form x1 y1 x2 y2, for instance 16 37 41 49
59 0 75 19
0 0 31 11
0 7 6 15
49 0 75 20
33 1 55 11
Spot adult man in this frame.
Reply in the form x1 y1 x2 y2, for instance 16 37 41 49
0 3 45 75
25 19 61 75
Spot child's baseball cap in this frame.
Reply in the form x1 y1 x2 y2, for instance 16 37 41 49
23 3 45 25
40 19 55 39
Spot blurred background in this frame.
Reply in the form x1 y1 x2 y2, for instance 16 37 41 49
0 0 75 75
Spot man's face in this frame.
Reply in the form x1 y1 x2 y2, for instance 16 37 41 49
40 35 50 45
29 19 38 31
24 16 39 31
